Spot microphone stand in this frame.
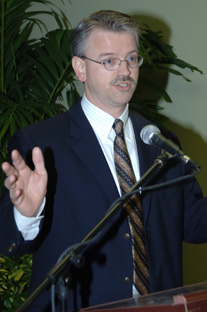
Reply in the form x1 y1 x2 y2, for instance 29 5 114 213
15 152 169 312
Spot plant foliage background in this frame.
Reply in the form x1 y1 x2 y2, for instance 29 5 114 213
0 0 202 310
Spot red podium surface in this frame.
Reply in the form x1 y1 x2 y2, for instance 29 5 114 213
82 282 207 312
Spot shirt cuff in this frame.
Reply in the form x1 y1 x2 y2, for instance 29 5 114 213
13 198 45 241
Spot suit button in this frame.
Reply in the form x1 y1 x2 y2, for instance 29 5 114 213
124 233 130 240
124 276 131 284
8 243 16 253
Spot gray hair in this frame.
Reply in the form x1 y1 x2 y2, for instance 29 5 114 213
70 10 140 57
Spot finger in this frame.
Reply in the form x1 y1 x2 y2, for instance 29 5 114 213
11 149 27 171
2 161 17 177
9 188 22 203
9 189 24 207
4 173 18 190
32 147 47 175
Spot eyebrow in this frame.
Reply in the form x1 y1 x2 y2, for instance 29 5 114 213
99 49 138 58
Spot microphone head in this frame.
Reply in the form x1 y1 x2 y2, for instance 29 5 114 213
140 125 160 145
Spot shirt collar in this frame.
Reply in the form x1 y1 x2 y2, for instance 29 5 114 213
81 94 129 142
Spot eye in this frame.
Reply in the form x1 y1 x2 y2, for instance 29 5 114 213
103 58 114 65
127 55 137 62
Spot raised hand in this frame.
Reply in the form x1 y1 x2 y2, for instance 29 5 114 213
1 147 48 217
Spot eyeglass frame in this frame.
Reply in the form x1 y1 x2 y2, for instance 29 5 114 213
80 54 144 71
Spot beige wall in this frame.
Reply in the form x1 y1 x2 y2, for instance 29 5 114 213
35 0 207 286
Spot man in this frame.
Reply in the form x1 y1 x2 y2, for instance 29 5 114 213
0 10 207 312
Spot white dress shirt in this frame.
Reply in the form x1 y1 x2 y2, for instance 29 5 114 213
81 94 140 195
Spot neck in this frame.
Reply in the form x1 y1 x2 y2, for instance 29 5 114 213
104 106 127 118
83 93 129 119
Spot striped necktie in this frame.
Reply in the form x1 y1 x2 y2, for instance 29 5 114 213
113 118 149 295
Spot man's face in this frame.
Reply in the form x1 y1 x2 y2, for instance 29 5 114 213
75 30 139 117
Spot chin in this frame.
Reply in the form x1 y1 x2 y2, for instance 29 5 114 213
117 95 133 105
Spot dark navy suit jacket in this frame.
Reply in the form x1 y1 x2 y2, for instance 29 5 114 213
0 100 207 311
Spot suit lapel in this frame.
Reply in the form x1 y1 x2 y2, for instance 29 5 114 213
67 102 119 204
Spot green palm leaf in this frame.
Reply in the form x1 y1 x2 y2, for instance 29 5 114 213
130 25 203 123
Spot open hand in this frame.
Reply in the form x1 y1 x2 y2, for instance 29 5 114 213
2 147 48 217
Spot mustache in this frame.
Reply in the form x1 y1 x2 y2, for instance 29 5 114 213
110 75 135 86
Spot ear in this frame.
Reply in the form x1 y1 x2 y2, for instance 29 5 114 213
72 56 86 82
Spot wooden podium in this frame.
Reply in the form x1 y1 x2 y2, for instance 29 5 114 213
82 282 207 312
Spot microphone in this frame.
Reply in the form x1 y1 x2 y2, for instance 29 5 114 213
140 125 200 170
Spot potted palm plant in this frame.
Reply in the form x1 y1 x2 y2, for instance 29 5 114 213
0 1 202 310
0 0 79 190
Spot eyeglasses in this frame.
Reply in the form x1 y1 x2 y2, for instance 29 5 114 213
81 55 144 71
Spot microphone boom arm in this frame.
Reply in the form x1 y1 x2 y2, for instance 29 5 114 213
15 152 169 312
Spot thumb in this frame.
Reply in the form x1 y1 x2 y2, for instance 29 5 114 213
32 147 47 175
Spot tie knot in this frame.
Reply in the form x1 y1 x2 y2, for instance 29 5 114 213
113 119 124 135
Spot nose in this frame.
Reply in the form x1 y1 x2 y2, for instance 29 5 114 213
117 60 131 75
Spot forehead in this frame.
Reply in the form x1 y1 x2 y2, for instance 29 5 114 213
86 30 137 56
